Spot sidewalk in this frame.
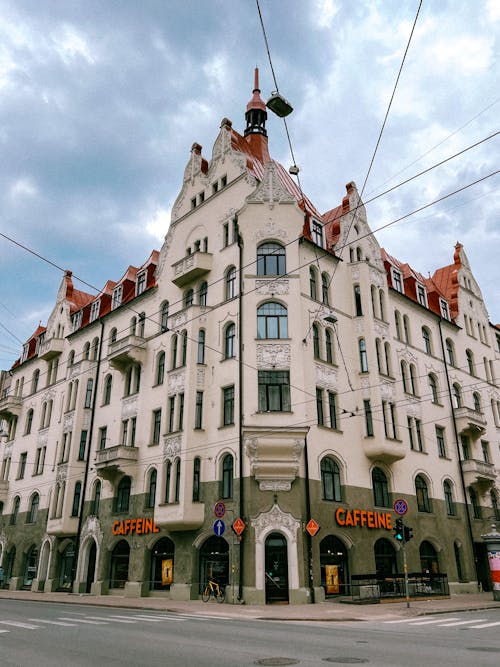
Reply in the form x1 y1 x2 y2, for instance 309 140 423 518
0 589 498 622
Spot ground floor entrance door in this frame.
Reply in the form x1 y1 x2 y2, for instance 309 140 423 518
85 542 96 594
265 532 289 604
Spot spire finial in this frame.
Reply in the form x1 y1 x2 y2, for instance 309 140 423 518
254 67 259 92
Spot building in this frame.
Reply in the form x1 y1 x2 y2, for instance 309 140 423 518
1 71 499 604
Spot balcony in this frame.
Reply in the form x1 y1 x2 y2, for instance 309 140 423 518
108 335 146 370
363 438 406 464
94 445 139 481
0 480 9 503
154 501 205 531
171 252 212 287
0 394 22 419
461 459 497 491
38 337 64 360
46 515 79 537
454 406 487 438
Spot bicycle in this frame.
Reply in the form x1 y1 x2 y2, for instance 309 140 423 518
202 578 225 603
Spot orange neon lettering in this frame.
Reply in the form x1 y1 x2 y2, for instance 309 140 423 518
353 509 360 526
385 513 392 530
373 513 379 528
378 513 386 529
153 522 160 533
130 519 136 534
145 518 153 533
345 510 354 527
335 508 346 526
124 519 131 535
136 519 142 534
367 512 375 528
112 521 120 535
360 510 367 527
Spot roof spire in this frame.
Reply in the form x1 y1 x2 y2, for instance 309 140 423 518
254 66 259 92
243 67 270 163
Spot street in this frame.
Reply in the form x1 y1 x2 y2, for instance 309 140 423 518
0 599 498 666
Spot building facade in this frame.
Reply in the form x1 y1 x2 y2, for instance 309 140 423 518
1 72 499 604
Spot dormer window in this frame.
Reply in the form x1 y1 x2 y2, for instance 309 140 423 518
416 283 427 307
311 220 324 248
136 271 146 296
21 344 29 363
90 300 100 323
391 268 404 294
221 175 227 188
212 182 219 195
198 191 205 204
191 197 196 209
112 285 123 310
71 311 82 332
440 299 450 321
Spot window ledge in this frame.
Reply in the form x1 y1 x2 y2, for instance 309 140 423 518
316 425 343 434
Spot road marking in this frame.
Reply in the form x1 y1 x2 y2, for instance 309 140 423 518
0 621 40 629
129 615 184 622
59 617 108 625
28 618 77 627
0 629 9 634
84 615 135 624
384 617 459 625
408 617 461 625
468 621 500 629
175 613 232 620
110 615 164 622
438 619 486 627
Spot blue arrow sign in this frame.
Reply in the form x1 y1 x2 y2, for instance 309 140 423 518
213 519 225 536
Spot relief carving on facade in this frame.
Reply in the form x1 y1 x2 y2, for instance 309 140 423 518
369 267 385 288
406 398 422 417
255 279 290 296
315 363 338 389
168 371 185 395
172 311 188 329
37 429 49 447
247 161 295 209
56 463 68 482
196 368 205 387
350 266 360 281
80 515 104 545
397 348 418 364
254 220 289 243
63 411 74 431
374 320 389 336
121 395 138 418
252 503 301 542
163 435 182 460
256 344 291 369
380 382 395 400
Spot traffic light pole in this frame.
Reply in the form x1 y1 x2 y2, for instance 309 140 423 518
402 537 410 608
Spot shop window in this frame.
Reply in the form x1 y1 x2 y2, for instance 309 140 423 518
150 537 175 590
109 540 130 589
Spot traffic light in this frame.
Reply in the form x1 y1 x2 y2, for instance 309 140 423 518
393 518 404 542
404 526 413 542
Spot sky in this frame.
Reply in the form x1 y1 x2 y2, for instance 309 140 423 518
0 0 499 367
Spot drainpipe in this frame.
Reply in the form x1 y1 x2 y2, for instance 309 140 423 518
71 319 104 590
236 217 245 601
303 433 315 603
438 319 480 588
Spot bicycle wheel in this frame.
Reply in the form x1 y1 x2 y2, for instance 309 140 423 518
202 585 211 602
216 585 225 603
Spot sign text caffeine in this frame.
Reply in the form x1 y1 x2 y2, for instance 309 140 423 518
112 518 160 536
335 508 392 530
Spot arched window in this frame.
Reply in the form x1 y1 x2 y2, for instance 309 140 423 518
221 454 234 499
309 267 317 300
91 337 99 361
384 342 391 376
420 541 439 575
312 323 321 359
150 537 175 590
325 329 333 364
376 338 383 374
491 489 500 520
198 281 208 306
257 302 288 339
359 338 368 372
416 475 431 513
181 330 188 366
147 469 157 509
371 285 377 318
452 383 462 408
109 328 117 344
31 369 40 394
422 326 432 354
401 360 409 393
444 480 455 516
192 457 201 502
67 350 75 368
356 246 362 261
257 242 285 276
28 493 39 523
92 480 101 515
109 540 129 589
379 289 385 321
445 338 455 366
469 486 481 519
197 330 206 364
354 285 362 316
320 457 341 501
224 323 236 359
372 468 389 507
184 289 194 308
116 476 131 513
71 482 81 517
473 392 481 412
10 496 20 525
321 273 329 305
174 459 181 503
428 374 439 404
160 301 169 332
103 375 113 404
466 349 475 375
409 364 417 395
171 333 178 369
164 461 172 503
84 378 93 409
403 315 411 344
25 409 34 435
83 342 90 360
225 266 237 300
394 311 402 340
138 312 145 338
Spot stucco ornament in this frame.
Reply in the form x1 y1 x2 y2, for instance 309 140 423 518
121 395 138 418
168 371 185 395
252 502 301 542
163 435 182 459
80 515 104 545
256 343 291 369
248 161 295 210
315 363 338 389
255 279 290 296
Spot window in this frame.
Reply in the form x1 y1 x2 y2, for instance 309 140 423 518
394 311 402 340
321 457 341 501
92 480 101 515
164 461 172 503
354 285 362 316
197 330 205 364
384 342 392 376
392 268 403 293
84 378 93 409
109 328 117 344
198 281 208 306
382 401 397 439
168 396 176 433
473 392 481 413
147 469 157 509
78 430 88 460
112 285 122 309
309 267 317 300
174 459 181 503
192 458 201 502
428 374 439 404
258 371 291 412
257 242 286 276
225 266 237 300
18 452 27 479
90 300 100 322
25 409 34 435
184 289 194 308
178 393 184 431
152 409 162 445
401 361 409 393
103 374 112 404
328 391 338 429
195 391 203 429
257 302 288 339
224 323 236 359
311 220 323 247
99 426 107 450
83 342 90 360
461 434 470 460
491 489 500 521
71 482 81 517
316 388 324 425
422 327 432 355
223 386 235 426
223 222 229 247
379 290 385 321
222 454 234 499
321 273 329 305
364 399 374 436
469 486 481 519
359 338 368 372
181 330 187 366
156 352 166 385
403 315 411 343
466 349 475 375
445 339 455 366
72 311 83 331
416 283 427 307
436 426 446 458
160 301 169 332
116 476 131 513
407 416 423 451
325 329 333 364
28 493 39 523
440 299 450 320
452 383 462 408
136 271 146 296
444 481 455 516
31 369 40 394
372 468 389 507
481 440 490 463
34 446 46 475
10 496 20 525
171 334 178 369
416 475 431 513
313 324 320 359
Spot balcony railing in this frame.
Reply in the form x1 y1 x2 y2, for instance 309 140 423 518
0 394 22 419
108 335 146 370
454 406 487 438
94 445 139 481
171 252 212 287
154 501 205 531
461 458 497 490
38 337 64 360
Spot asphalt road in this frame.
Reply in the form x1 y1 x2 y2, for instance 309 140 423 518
0 599 498 666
